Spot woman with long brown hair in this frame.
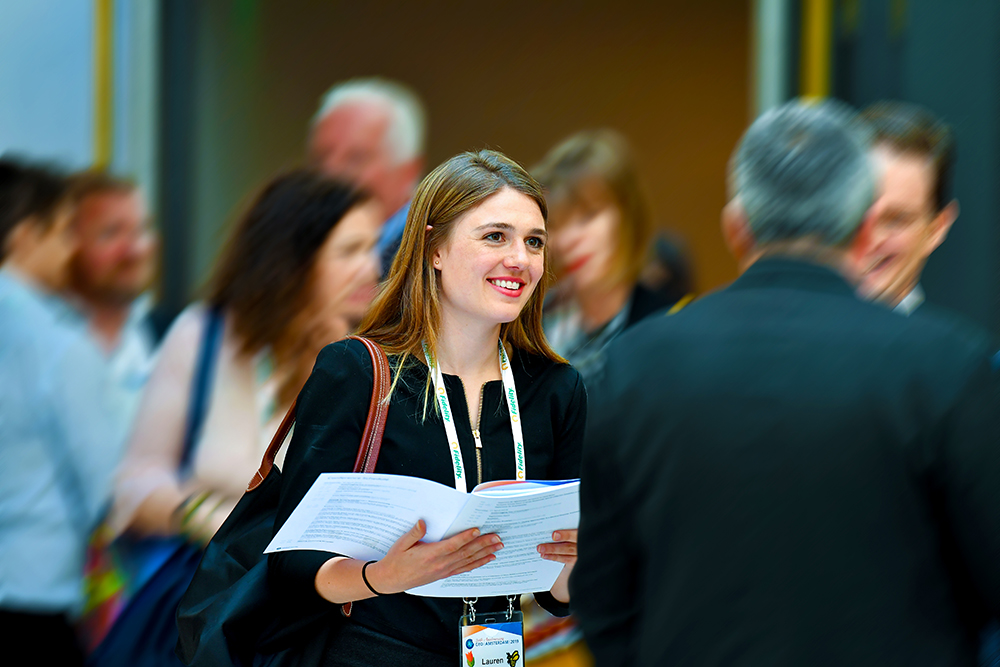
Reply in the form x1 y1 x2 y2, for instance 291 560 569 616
266 150 586 665
111 171 380 545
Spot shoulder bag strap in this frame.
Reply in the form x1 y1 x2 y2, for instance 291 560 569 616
179 305 225 473
246 335 390 492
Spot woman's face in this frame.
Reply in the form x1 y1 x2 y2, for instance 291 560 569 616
433 187 547 330
548 181 622 296
311 201 381 328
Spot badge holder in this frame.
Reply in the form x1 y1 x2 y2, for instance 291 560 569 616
460 596 524 667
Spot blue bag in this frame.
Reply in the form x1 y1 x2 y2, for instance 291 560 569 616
87 307 224 666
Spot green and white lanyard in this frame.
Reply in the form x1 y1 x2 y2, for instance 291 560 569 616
422 340 526 493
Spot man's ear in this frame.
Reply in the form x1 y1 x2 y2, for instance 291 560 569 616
721 199 754 264
928 200 958 251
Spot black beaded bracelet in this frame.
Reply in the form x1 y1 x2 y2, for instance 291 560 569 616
361 560 383 596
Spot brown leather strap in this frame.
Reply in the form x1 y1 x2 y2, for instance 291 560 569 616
246 335 391 492
348 335 390 474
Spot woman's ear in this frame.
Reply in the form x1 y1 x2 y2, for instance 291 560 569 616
4 217 39 259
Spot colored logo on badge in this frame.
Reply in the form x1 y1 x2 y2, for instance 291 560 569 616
507 650 520 666
465 650 475 667
466 639 474 650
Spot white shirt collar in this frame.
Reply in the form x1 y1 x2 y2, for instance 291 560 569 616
894 284 925 316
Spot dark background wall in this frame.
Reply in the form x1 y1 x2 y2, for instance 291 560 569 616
833 0 1000 335
158 0 750 316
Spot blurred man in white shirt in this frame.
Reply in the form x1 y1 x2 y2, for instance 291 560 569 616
855 101 958 315
69 172 158 417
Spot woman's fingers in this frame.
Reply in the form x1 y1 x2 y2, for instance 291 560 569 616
448 552 498 577
537 545 577 562
390 519 428 553
452 534 502 565
538 552 576 564
538 529 578 563
438 526 484 551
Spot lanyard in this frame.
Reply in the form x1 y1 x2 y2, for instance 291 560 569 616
423 341 526 493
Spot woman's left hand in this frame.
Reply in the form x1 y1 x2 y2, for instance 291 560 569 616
538 529 577 604
537 529 577 564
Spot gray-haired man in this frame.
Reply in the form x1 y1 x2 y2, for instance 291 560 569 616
571 100 1000 666
308 77 425 276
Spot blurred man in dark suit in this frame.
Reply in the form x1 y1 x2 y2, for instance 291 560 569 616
854 101 958 316
571 100 1000 667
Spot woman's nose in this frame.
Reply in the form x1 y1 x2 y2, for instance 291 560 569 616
504 241 529 269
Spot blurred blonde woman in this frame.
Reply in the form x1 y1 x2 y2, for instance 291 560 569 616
534 129 682 385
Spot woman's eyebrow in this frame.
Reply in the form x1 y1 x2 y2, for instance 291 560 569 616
472 221 549 238
472 221 515 233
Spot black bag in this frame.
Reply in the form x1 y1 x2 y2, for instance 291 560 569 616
176 336 391 667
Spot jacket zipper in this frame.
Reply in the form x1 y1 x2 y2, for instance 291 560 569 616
459 377 488 486
473 382 487 486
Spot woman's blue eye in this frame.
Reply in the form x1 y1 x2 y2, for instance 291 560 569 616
485 232 503 242
527 237 545 249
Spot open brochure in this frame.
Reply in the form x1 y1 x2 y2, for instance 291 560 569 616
264 473 580 598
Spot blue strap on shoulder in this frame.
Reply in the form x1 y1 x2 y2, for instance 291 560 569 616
179 305 225 473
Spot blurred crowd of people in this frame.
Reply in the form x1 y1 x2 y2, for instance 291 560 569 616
1 75 997 667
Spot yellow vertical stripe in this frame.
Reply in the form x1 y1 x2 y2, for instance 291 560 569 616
801 0 832 99
93 0 113 167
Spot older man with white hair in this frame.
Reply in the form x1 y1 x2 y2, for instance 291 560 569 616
571 100 1000 667
309 77 425 276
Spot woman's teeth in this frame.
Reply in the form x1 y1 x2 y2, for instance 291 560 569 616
490 279 521 290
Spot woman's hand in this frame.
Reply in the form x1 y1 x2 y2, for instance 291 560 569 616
366 520 503 594
538 529 577 603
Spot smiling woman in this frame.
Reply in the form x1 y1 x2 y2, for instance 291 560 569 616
263 150 587 666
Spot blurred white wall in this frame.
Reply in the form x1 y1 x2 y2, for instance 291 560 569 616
0 0 157 205
0 0 94 167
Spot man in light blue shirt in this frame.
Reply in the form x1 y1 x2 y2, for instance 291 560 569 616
0 162 126 663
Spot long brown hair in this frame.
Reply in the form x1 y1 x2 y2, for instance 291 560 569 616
357 149 563 389
207 170 366 357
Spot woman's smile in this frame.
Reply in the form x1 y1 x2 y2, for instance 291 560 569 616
487 275 527 297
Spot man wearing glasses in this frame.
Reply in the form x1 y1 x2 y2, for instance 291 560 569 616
855 101 959 315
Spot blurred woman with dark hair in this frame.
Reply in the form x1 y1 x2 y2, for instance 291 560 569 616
533 129 685 385
110 170 380 555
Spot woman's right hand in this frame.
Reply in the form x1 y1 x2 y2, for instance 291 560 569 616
366 520 503 593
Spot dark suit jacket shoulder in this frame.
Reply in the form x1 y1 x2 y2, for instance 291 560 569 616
572 258 1000 667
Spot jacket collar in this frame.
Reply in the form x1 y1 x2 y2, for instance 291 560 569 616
727 257 860 299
